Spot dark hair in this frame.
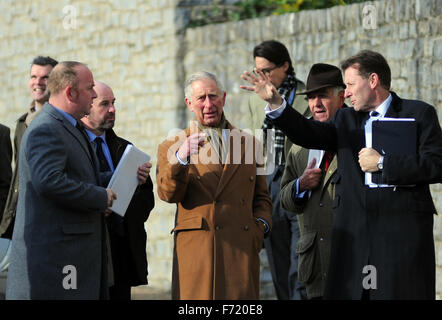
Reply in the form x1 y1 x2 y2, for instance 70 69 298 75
253 40 294 74
31 56 58 68
340 50 391 90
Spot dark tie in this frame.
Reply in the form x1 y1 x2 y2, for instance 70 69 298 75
76 122 95 161
323 151 334 171
94 137 111 172
370 111 380 118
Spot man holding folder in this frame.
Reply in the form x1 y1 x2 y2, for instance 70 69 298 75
81 81 154 300
241 50 442 299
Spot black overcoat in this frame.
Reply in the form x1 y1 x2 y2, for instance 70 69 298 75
272 92 442 299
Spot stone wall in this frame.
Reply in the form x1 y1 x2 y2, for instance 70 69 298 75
0 0 441 299
182 0 442 298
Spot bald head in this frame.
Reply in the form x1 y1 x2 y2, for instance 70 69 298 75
93 81 111 96
81 81 116 135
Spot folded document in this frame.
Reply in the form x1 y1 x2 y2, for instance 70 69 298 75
107 144 150 216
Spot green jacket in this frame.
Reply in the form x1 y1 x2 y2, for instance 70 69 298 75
280 146 337 299
0 107 39 238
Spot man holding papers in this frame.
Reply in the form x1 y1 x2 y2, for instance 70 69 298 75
241 50 442 299
81 81 154 300
279 63 347 299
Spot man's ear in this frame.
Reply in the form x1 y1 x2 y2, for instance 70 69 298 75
66 86 76 103
282 61 289 73
185 97 193 113
369 73 380 90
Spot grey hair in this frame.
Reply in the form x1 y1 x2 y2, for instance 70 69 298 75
184 71 225 99
331 86 345 96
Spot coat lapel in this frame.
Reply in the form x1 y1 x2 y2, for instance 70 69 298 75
44 103 98 175
385 91 403 118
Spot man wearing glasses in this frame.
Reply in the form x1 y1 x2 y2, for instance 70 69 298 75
246 40 310 300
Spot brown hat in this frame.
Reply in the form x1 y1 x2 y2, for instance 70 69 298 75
297 63 345 95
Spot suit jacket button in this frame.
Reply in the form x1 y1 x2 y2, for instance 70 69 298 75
319 203 324 207
249 176 254 181
244 225 249 231
196 176 201 180
215 225 220 230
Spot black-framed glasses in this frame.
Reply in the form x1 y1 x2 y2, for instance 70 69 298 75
253 64 282 76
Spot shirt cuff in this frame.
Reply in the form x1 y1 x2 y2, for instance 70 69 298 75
176 151 189 166
256 218 270 234
292 178 308 204
264 98 287 119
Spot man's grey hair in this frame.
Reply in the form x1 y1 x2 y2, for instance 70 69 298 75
331 86 345 96
184 71 225 99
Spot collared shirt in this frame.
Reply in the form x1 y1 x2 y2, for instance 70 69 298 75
55 107 77 127
85 130 115 172
265 99 287 119
364 94 392 187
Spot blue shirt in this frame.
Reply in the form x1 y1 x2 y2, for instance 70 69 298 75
84 130 115 172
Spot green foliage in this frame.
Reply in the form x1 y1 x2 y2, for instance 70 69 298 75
186 0 369 28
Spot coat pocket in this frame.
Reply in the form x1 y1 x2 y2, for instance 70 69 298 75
171 216 204 234
296 231 317 284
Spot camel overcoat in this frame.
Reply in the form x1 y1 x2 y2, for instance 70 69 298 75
157 121 272 300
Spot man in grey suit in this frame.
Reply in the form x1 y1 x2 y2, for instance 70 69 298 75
6 61 119 299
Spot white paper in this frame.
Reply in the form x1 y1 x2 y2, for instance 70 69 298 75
307 149 324 169
305 149 324 198
107 144 150 216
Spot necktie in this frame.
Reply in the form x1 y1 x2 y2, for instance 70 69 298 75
370 111 380 118
94 137 111 172
323 151 334 171
76 122 95 161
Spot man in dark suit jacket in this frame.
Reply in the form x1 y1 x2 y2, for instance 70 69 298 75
81 81 154 300
241 50 442 299
0 124 12 216
5 61 120 299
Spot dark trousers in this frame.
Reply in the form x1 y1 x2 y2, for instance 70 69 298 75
107 218 132 300
264 165 307 300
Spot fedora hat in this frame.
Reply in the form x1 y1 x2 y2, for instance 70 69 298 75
297 63 345 95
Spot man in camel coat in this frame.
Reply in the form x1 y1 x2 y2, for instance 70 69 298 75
157 71 272 300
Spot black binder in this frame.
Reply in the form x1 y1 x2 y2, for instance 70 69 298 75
371 119 417 184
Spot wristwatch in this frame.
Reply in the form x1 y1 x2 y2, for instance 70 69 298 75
377 155 384 170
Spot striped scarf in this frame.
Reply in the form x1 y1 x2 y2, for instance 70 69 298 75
262 71 298 166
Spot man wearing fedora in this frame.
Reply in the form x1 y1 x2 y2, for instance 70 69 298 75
279 64 347 299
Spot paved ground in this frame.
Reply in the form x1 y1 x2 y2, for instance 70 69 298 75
131 285 170 300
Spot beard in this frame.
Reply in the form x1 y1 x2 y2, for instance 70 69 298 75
98 119 115 131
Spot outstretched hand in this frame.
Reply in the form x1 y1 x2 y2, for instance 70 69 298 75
240 68 283 108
